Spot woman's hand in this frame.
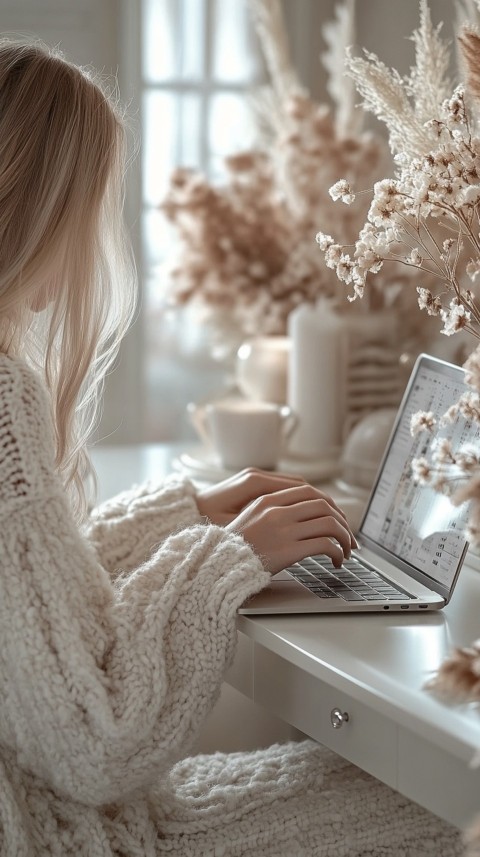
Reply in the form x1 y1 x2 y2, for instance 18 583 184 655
196 467 308 525
197 468 357 575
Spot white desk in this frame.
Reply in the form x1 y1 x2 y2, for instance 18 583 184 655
90 443 480 829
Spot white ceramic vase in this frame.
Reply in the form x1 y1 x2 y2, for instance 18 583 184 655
235 336 291 404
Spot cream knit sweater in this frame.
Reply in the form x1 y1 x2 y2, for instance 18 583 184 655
0 354 464 856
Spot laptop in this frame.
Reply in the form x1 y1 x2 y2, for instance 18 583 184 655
239 353 473 614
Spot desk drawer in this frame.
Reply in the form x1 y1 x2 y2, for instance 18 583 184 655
253 647 397 788
398 728 480 828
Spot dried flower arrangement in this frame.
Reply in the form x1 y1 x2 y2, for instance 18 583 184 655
317 0 480 723
317 2 480 347
160 0 400 339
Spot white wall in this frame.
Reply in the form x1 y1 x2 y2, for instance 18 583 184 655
0 0 117 69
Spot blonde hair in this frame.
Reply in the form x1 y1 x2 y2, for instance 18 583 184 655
0 39 137 521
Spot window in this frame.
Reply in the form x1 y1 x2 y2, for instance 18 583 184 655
139 0 265 440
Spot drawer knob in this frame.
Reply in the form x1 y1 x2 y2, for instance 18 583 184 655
330 707 350 729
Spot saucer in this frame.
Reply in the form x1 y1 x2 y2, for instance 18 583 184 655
172 445 340 483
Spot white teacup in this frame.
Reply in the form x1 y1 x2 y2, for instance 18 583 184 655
187 399 297 471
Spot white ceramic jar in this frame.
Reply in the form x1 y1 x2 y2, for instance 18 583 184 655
235 336 291 404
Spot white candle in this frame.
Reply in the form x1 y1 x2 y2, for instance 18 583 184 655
287 298 346 460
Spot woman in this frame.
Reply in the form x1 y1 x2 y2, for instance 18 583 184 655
0 38 462 856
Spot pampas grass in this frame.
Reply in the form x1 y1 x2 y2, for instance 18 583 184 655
344 48 433 158
344 0 452 158
406 0 453 123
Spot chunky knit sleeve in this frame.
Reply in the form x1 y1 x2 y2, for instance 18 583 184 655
84 476 205 578
0 355 270 807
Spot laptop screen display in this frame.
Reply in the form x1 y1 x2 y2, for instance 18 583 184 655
360 357 475 589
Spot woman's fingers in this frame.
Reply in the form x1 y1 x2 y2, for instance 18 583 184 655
242 470 349 522
226 485 358 574
196 467 306 524
252 487 357 547
196 468 355 541
239 466 305 487
271 472 350 521
200 468 359 574
293 513 354 560
294 537 345 569
237 468 306 499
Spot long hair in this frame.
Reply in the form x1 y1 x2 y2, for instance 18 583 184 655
0 39 137 522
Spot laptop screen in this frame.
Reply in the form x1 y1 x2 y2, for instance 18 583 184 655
360 354 475 590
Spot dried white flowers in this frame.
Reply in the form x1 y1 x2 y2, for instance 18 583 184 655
317 82 480 337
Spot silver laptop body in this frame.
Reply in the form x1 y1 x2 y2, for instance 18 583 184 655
239 354 471 615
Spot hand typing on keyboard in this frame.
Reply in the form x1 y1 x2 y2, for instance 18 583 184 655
197 467 358 575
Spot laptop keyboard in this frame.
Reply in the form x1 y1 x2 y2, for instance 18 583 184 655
286 555 414 602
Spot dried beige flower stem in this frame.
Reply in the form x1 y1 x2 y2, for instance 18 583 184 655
321 0 360 137
345 48 431 158
408 0 453 124
345 1 452 159
409 217 447 271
